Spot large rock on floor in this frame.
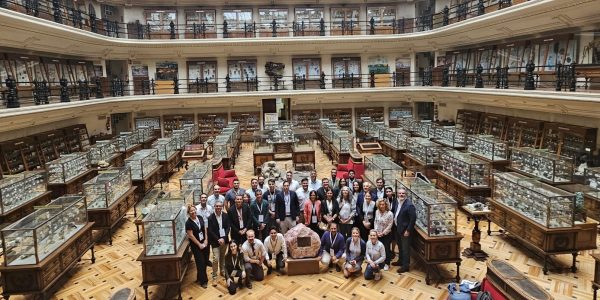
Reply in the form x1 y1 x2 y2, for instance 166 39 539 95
284 223 321 259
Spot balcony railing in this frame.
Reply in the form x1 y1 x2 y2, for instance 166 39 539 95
1 61 593 109
0 0 518 40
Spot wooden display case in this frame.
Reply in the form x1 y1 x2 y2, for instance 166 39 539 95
479 113 507 139
489 198 597 274
0 191 52 226
0 138 43 174
63 124 90 152
0 223 95 300
593 254 600 300
292 109 321 130
486 259 553 300
323 109 352 131
435 171 491 206
231 112 260 142
47 169 97 198
138 239 191 300
87 187 136 245
504 117 543 148
559 184 600 222
158 151 181 182
197 113 228 138
412 227 462 285
388 106 413 128
35 130 68 163
132 166 162 205
540 122 597 161
293 146 316 170
356 107 384 123
162 114 195 134
455 109 482 135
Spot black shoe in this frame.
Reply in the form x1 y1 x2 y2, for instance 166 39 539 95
247 282 253 289
207 261 213 267
397 268 409 274
391 261 401 266
200 283 208 289
335 264 341 272
267 268 273 275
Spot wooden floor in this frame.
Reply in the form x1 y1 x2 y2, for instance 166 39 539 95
2 141 598 300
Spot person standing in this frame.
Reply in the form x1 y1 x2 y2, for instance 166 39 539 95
246 178 260 202
285 170 300 191
320 189 339 228
364 230 386 281
263 179 281 229
225 179 246 210
207 200 230 285
207 185 225 207
224 241 247 295
317 178 338 201
356 191 376 241
185 204 209 288
347 169 361 187
343 227 365 278
372 178 386 200
295 178 311 224
318 222 346 272
308 170 322 191
257 176 268 193
228 194 252 244
337 186 356 238
393 188 416 274
373 199 394 271
251 189 270 240
330 168 340 188
275 181 300 234
195 193 213 266
263 226 287 275
304 190 322 236
241 230 268 286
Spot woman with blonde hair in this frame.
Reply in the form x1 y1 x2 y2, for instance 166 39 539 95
185 204 209 288
373 199 394 271
343 227 365 278
337 186 355 238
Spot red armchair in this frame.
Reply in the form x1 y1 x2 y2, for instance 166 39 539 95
336 155 364 180
212 159 238 194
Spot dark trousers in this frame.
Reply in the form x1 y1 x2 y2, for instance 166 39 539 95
380 233 392 265
231 228 248 245
308 222 323 237
396 230 411 269
227 272 245 295
244 262 264 281
357 220 371 241
255 224 269 241
364 262 385 280
339 223 351 239
264 252 285 271
190 244 208 284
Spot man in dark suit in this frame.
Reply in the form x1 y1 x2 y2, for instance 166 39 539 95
275 181 300 234
317 178 338 201
392 188 416 273
263 179 282 230
207 200 231 282
250 189 270 240
346 169 362 187
228 194 253 244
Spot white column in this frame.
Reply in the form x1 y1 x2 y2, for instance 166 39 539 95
410 52 417 86
217 56 228 91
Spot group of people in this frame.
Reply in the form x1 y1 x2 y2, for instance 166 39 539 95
184 168 416 294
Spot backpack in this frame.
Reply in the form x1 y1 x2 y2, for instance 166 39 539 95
476 291 493 300
447 283 472 300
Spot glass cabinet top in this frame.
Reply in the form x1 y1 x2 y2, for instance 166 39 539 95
365 154 404 171
126 149 158 161
3 195 85 230
180 163 210 181
142 200 186 223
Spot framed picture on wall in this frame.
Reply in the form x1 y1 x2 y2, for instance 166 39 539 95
132 65 149 77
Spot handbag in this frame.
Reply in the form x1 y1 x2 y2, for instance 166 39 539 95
318 221 328 231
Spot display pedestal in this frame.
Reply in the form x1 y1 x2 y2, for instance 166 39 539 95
88 187 136 245
380 141 405 165
48 169 97 198
138 239 191 300
0 191 52 226
412 227 462 285
435 171 491 206
489 198 598 274
132 166 162 213
0 223 95 300
159 151 181 182
287 257 320 275
461 205 492 261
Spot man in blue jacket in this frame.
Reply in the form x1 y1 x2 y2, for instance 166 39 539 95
392 188 416 273
275 181 300 234
318 222 346 272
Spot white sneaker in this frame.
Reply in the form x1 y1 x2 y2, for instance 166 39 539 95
383 264 389 271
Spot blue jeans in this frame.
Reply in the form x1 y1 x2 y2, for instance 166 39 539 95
364 262 385 280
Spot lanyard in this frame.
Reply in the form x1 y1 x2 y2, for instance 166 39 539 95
330 232 336 247
270 238 278 253
237 207 243 222
257 201 263 214
232 255 238 268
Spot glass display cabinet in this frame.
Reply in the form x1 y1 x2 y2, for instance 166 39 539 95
142 200 187 256
0 171 47 215
510 147 574 183
135 188 168 218
584 167 600 199
409 182 458 237
433 126 467 148
115 132 139 152
152 138 178 161
406 137 442 165
213 134 232 159
413 120 434 138
381 128 410 150
1 195 87 266
182 124 198 142
253 134 274 154
47 153 89 184
439 150 490 187
223 122 240 142
467 135 509 161
164 189 199 205
179 163 210 194
493 172 579 228
87 140 118 166
135 126 154 144
364 154 404 185
125 149 159 180
330 129 353 153
171 129 187 149
83 167 132 209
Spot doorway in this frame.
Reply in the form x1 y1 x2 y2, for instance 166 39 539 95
262 98 291 127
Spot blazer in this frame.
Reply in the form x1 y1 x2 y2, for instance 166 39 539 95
207 212 231 247
316 187 338 202
395 198 417 235
356 190 377 207
320 198 340 220
318 231 346 258
185 217 207 247
228 203 253 231
355 196 377 223
303 200 322 225
344 237 366 265
263 188 282 212
224 252 245 281
250 199 270 229
275 190 300 221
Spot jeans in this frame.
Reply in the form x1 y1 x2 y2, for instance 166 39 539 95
364 262 385 280
396 230 411 269
380 233 392 264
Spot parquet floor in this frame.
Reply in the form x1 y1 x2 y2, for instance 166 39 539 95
2 141 599 300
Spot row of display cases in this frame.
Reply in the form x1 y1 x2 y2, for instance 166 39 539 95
456 109 597 161
0 124 90 175
317 118 354 164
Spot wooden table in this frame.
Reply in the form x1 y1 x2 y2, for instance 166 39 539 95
412 227 463 285
461 205 492 261
138 239 191 300
87 187 136 245
48 169 97 198
435 171 491 206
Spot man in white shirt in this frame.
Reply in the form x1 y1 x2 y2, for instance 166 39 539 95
207 185 225 207
246 178 259 202
285 171 300 191
257 176 268 193
295 178 310 223
195 193 214 267
263 226 287 275
241 230 268 286
308 170 322 191
225 179 246 210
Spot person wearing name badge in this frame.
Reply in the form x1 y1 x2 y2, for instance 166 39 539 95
241 230 268 286
343 227 366 278
225 179 246 210
228 194 252 244
263 179 282 229
275 181 300 234
374 199 394 271
318 222 346 272
207 200 231 285
185 204 209 288
295 178 311 224
364 230 386 281
263 226 287 275
251 189 270 240
304 190 323 236
224 240 247 295
195 193 213 267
